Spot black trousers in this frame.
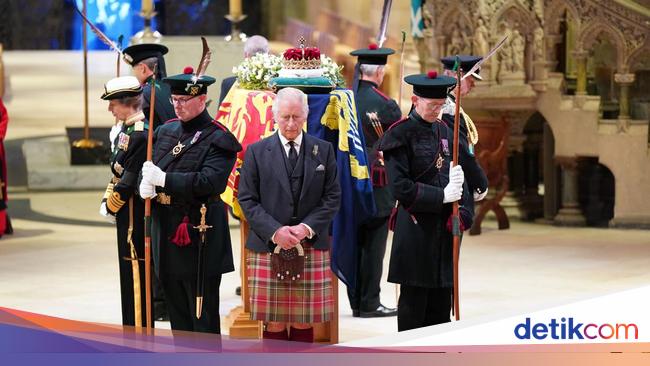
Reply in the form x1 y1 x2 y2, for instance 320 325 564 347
347 216 389 312
115 200 148 327
397 285 452 331
162 276 222 334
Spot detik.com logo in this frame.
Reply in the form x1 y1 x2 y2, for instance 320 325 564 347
514 317 638 340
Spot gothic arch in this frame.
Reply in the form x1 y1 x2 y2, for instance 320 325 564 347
545 0 581 35
491 0 536 36
625 40 650 72
434 4 474 35
578 20 626 70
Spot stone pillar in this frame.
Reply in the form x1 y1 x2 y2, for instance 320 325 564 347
521 134 543 220
542 122 558 222
554 156 586 226
502 134 527 220
614 72 635 120
545 34 561 72
573 50 588 95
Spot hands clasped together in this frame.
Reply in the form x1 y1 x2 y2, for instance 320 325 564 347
273 224 311 250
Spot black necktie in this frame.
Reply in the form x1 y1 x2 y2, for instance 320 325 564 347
288 141 298 172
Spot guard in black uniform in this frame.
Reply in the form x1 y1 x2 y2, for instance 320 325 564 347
139 66 242 334
378 71 474 331
347 45 401 318
123 43 177 321
123 43 177 126
98 76 149 327
440 56 488 203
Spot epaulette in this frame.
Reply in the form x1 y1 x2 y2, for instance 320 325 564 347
211 119 229 132
134 121 147 131
372 86 391 101
384 116 409 133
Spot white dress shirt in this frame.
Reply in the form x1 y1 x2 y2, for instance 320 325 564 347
272 131 314 244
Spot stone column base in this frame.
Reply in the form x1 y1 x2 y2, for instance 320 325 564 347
554 206 586 226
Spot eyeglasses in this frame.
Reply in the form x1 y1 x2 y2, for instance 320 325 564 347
169 95 198 106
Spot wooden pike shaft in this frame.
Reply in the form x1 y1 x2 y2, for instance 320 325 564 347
144 65 157 331
452 59 462 321
82 0 89 141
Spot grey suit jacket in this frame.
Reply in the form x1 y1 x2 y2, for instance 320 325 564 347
238 132 341 252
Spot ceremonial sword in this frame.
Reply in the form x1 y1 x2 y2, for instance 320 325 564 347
194 204 212 319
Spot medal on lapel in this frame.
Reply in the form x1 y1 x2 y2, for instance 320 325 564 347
191 131 202 145
312 145 318 156
435 154 444 169
172 141 185 156
117 132 130 151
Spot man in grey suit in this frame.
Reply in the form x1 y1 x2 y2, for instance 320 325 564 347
238 87 341 342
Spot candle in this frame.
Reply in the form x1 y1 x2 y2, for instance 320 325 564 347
229 0 242 17
142 0 153 14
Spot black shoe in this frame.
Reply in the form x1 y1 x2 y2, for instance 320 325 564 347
154 302 169 321
352 309 360 317
236 286 241 296
360 304 397 318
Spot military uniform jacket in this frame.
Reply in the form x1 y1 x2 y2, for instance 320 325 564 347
356 80 402 217
378 111 473 288
142 75 176 127
151 109 242 280
441 96 488 196
105 119 148 215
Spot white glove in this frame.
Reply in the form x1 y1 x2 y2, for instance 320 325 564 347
474 188 488 201
142 161 166 187
109 122 123 153
443 182 463 203
139 179 157 199
99 202 116 224
448 164 465 186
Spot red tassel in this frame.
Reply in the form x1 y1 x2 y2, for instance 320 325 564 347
446 215 466 233
371 164 387 187
388 205 398 232
171 216 192 246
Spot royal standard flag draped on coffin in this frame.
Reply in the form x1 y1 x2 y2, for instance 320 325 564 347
216 87 276 218
219 87 376 289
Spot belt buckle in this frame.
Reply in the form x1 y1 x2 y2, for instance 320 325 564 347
157 192 171 205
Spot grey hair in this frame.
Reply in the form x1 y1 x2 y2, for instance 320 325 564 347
119 94 143 110
139 56 158 71
360 64 384 77
244 35 269 57
272 87 309 118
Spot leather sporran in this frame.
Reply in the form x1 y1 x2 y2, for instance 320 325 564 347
271 243 305 282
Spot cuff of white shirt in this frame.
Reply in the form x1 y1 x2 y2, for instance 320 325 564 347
300 223 314 239
271 228 280 244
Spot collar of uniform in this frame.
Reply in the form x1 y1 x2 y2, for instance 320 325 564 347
124 111 145 126
410 110 441 127
181 109 212 132
278 131 303 151
359 79 379 88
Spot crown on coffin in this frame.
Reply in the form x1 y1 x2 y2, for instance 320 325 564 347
282 36 322 70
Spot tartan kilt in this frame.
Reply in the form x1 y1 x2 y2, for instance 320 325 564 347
248 246 333 324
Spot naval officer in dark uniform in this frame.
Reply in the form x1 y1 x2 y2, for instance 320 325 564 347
378 71 474 331
98 76 149 327
123 43 177 126
347 44 402 318
139 66 242 333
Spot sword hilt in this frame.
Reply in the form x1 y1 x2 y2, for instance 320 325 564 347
194 204 213 233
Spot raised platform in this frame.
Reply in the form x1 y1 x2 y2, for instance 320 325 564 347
22 136 109 190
